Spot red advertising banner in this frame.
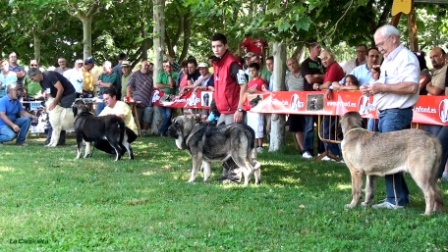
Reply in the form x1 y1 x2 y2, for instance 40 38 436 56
152 89 448 126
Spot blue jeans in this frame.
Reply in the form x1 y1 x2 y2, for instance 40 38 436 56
437 126 448 178
368 118 378 131
0 117 31 144
378 108 413 206
159 107 172 135
303 115 315 154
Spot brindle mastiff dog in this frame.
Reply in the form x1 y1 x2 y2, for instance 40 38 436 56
168 115 261 186
340 112 444 215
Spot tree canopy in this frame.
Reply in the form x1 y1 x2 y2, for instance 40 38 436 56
1 0 447 66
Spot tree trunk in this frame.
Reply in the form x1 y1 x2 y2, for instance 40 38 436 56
80 15 93 59
152 0 166 134
179 13 191 62
408 9 418 51
269 42 287 151
33 33 41 62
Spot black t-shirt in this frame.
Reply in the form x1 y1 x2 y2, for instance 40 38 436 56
187 71 201 84
41 71 76 98
301 58 325 91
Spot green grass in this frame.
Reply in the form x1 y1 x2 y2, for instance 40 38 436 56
0 135 447 251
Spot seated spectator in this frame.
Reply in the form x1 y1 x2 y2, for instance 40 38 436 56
331 74 360 91
126 60 154 137
187 62 213 91
63 59 84 98
0 60 18 97
342 44 367 74
96 87 138 155
246 62 268 153
0 84 37 145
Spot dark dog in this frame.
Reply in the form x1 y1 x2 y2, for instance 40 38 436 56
168 115 261 186
73 101 133 161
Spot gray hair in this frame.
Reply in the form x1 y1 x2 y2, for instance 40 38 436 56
6 83 18 93
27 68 42 78
375 25 400 38
320 49 335 60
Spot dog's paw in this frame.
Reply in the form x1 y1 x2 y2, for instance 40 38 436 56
345 203 357 209
361 201 372 207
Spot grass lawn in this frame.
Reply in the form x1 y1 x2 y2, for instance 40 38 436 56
0 135 447 251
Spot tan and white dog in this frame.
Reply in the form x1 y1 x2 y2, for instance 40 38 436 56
45 97 75 147
340 112 444 215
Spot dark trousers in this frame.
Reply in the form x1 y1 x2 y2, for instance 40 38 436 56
378 108 413 206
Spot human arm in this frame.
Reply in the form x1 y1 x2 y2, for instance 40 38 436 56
98 74 117 88
48 81 65 111
0 112 20 132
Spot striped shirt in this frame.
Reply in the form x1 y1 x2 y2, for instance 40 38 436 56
127 71 154 108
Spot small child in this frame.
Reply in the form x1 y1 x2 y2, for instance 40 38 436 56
246 62 268 152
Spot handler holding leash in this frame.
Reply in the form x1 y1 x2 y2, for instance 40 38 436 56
361 25 420 210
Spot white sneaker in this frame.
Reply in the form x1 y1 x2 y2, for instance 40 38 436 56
321 156 331 161
442 171 448 182
302 151 313 159
256 147 264 153
372 201 403 210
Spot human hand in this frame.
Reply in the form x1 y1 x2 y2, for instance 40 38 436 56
325 89 333 100
12 124 20 132
313 83 319 90
48 102 56 111
233 111 243 123
367 83 384 95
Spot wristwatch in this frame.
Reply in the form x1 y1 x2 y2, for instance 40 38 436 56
237 107 243 112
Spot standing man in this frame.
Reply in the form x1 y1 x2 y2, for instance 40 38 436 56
0 84 36 145
8 52 26 95
55 58 70 74
0 60 18 97
156 61 177 136
361 24 420 210
82 57 95 98
211 33 248 125
126 60 154 136
342 44 367 74
301 40 325 158
23 59 42 98
113 53 128 97
211 33 250 183
63 59 84 97
96 61 118 115
121 60 132 99
27 68 76 146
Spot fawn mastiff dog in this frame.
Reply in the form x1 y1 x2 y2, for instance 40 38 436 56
340 112 444 215
168 115 261 186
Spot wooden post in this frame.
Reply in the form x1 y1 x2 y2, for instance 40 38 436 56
408 8 418 51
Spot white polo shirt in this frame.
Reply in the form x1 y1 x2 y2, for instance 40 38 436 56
373 44 420 111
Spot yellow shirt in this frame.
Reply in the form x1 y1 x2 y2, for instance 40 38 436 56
98 100 138 135
82 67 94 92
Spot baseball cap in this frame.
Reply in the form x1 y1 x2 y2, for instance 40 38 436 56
198 62 208 68
121 60 131 67
84 57 95 65
75 59 83 64
244 52 257 58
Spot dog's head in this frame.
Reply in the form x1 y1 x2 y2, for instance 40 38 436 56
168 115 200 139
72 99 90 116
340 112 364 136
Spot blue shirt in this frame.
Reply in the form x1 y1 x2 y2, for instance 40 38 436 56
0 95 23 127
339 63 373 86
0 72 18 97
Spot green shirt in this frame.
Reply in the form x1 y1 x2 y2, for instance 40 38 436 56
121 73 132 98
157 72 178 95
98 72 118 95
24 77 42 97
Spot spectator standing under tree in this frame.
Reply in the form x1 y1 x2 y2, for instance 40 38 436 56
23 59 42 98
246 62 268 152
301 40 325 158
126 60 154 137
112 53 128 97
0 60 18 98
96 61 118 115
120 60 132 99
342 44 367 74
156 61 177 136
361 24 420 210
55 58 70 74
8 52 26 96
63 59 84 98
82 57 95 97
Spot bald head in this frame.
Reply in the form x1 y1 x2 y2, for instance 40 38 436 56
430 47 446 69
